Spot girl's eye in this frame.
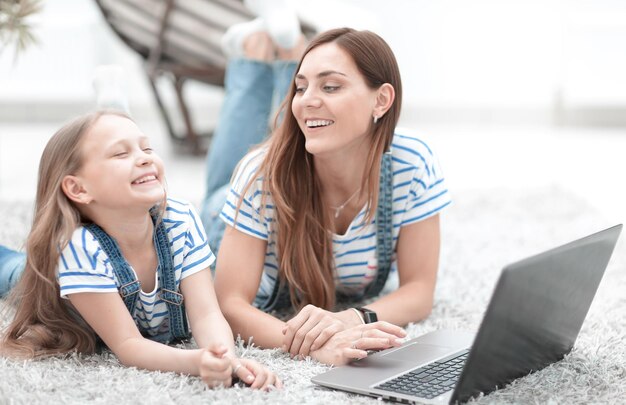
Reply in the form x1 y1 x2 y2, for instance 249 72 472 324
143 147 153 153
113 151 128 158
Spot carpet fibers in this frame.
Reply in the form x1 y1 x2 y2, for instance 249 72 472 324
0 186 624 404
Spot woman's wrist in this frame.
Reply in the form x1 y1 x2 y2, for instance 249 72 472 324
336 308 365 327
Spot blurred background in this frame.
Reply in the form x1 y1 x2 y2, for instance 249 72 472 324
1 0 625 225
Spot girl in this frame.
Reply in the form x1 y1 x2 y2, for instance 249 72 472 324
0 111 280 390
204 28 450 365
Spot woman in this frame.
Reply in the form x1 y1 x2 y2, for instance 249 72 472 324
208 27 451 366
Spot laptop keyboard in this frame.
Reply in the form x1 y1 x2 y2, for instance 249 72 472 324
375 350 469 399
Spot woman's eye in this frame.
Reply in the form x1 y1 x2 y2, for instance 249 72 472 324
323 85 340 93
295 86 306 94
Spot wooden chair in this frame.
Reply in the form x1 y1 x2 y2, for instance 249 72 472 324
94 0 254 154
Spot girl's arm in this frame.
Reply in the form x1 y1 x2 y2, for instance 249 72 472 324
69 292 206 375
180 268 280 390
68 277 280 389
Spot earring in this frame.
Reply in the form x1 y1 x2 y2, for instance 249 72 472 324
373 116 379 124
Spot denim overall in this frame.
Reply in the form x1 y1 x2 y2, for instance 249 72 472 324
84 213 190 343
258 152 395 311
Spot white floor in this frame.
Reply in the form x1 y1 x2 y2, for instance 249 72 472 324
1 113 625 227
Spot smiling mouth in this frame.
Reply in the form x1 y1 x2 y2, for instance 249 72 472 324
132 174 158 185
306 119 334 128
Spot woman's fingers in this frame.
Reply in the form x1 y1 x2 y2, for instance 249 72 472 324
308 322 344 353
341 347 369 364
287 317 318 357
282 305 314 351
353 336 402 351
363 321 407 338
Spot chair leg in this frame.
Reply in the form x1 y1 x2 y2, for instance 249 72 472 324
146 71 179 144
174 77 203 155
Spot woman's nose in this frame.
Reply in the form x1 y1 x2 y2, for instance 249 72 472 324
300 89 322 108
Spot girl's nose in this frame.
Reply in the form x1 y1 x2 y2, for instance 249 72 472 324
137 151 153 166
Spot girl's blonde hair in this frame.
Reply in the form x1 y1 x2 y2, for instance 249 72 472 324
242 28 403 310
1 110 133 358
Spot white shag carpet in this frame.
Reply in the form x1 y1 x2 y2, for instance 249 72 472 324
0 186 624 404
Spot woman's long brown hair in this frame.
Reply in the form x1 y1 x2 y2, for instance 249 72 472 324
1 111 132 358
240 28 403 310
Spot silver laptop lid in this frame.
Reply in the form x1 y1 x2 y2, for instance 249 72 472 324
451 224 622 403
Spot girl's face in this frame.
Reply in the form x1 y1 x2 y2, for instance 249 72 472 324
292 43 380 157
71 115 165 211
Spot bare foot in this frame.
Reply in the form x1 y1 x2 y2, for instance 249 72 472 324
243 31 275 61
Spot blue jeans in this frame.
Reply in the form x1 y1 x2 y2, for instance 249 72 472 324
0 245 26 297
201 59 296 255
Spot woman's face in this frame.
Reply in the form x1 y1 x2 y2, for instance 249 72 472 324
292 43 380 157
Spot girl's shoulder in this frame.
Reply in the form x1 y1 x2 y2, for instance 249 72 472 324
162 198 203 224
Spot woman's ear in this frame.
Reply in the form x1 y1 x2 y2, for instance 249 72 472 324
373 83 395 120
61 175 92 205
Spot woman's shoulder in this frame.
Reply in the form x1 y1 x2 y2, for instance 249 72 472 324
231 145 268 188
391 129 436 159
390 129 441 171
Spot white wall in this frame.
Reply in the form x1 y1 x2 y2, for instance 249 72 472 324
1 0 625 125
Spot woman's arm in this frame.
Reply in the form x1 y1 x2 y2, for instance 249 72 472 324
281 216 439 357
213 225 287 348
364 213 441 325
216 225 408 362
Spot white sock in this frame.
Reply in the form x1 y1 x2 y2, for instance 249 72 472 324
244 0 301 49
221 18 266 58
92 65 129 113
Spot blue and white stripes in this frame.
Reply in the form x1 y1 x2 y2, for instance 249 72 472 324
57 199 215 337
220 131 451 301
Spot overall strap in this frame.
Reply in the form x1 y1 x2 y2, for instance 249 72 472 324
84 223 140 314
261 152 395 311
364 151 394 298
153 217 190 341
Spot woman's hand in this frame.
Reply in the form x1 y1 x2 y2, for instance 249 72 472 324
308 322 407 366
282 304 357 358
199 343 282 390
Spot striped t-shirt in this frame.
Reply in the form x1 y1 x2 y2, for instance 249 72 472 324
220 131 451 302
57 199 215 337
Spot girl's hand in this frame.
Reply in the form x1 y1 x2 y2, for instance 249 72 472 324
282 304 349 358
199 343 235 388
234 358 283 390
309 322 407 366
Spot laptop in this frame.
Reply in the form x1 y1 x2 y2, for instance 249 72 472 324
312 224 622 404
